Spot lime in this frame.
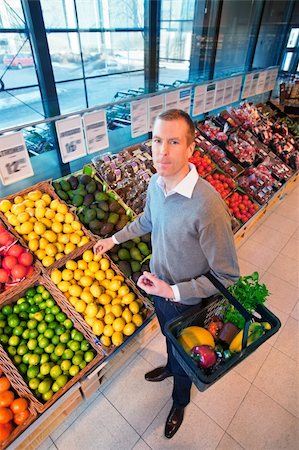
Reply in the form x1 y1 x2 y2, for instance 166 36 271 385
17 344 28 356
55 325 65 336
73 330 84 342
27 319 38 329
51 305 60 316
14 354 22 365
45 308 52 315
48 321 59 330
37 372 45 380
72 353 83 365
37 322 47 334
13 304 20 314
27 365 39 379
29 329 39 339
36 285 45 294
68 341 80 352
79 360 87 370
38 337 49 349
52 381 60 393
19 302 30 312
19 321 27 329
69 365 80 377
22 329 30 340
27 339 37 351
45 314 55 323
50 353 60 363
34 294 43 305
2 305 13 316
25 288 36 297
63 319 73 330
40 362 51 376
84 350 94 363
46 299 55 308
56 312 67 323
60 360 72 373
29 354 40 366
51 335 60 346
62 349 74 360
40 354 49 364
8 315 20 328
12 326 24 336
19 311 29 320
44 343 55 354
44 328 54 339
29 305 39 314
56 374 68 388
80 340 90 352
0 312 6 320
0 335 9 345
19 363 27 375
42 291 51 300
9 335 20 346
54 343 65 357
19 338 27 346
28 297 36 306
50 365 62 380
0 320 6 328
22 353 32 365
34 346 44 355
16 297 26 305
29 377 40 390
4 326 12 335
59 332 70 344
38 378 52 394
33 312 44 322
7 345 17 356
39 301 47 310
42 390 53 402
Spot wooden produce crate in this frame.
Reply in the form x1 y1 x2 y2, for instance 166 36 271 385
0 275 104 414
46 241 155 357
0 181 94 274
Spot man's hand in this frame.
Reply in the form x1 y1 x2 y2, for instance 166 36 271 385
93 237 115 255
137 272 173 298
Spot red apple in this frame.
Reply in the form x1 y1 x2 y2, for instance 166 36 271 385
18 252 33 267
191 345 217 369
2 255 17 272
0 268 9 283
11 264 27 280
7 244 24 259
0 231 14 246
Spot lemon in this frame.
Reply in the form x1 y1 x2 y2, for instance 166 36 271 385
35 249 46 260
39 237 49 250
88 261 99 273
74 269 84 281
35 206 46 219
64 212 74 224
112 317 126 332
78 236 90 247
27 190 42 201
45 243 57 257
81 291 94 304
112 331 124 346
65 259 77 271
100 279 111 290
95 270 105 282
63 223 73 234
69 296 78 307
68 285 82 298
85 303 98 318
108 279 121 292
93 253 102 262
100 258 110 271
11 203 25 215
105 269 115 280
77 260 87 270
118 285 130 297
122 293 135 305
105 289 117 299
58 233 69 244
18 211 30 223
41 194 52 205
70 277 77 284
28 239 39 252
14 195 24 204
104 304 112 314
84 269 95 278
20 221 34 235
55 253 63 260
42 255 54 267
123 323 136 336
122 309 133 323
111 304 123 318
0 199 12 213
104 312 115 325
29 217 37 224
100 335 111 346
27 231 39 240
34 222 46 235
96 306 105 319
111 297 122 306
82 250 94 263
56 203 68 215
55 212 65 223
64 242 76 254
64 291 70 299
45 209 55 219
62 268 73 281
132 314 143 327
55 242 65 253
92 319 104 336
70 233 81 245
98 293 111 305
51 269 62 285
75 300 86 313
103 324 113 337
35 199 46 208
52 221 63 234
70 220 81 231
25 207 35 217
85 316 96 327
41 218 53 229
129 301 140 314
79 276 93 288
90 284 102 298
57 280 71 292
23 199 35 208
43 231 56 245
23 234 30 242
50 199 60 210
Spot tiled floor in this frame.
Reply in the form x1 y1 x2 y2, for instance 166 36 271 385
38 182 298 450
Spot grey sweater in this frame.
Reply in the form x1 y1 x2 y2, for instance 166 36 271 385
114 174 240 305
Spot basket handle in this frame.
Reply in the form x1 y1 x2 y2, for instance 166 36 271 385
203 272 253 351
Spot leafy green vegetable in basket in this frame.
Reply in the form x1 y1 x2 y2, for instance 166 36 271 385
223 272 270 329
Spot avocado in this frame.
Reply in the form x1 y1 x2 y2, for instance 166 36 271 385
95 192 109 202
97 201 109 212
141 262 150 272
84 208 97 223
130 261 141 273
118 261 132 278
100 223 114 236
95 181 103 192
52 181 61 192
73 186 87 197
115 217 129 231
107 212 119 225
68 175 78 190
138 242 150 256
121 240 135 249
130 248 143 262
68 190 75 200
132 237 141 244
118 248 131 261
78 212 85 224
72 194 84 207
116 205 126 215
83 193 94 206
57 190 69 201
110 253 119 262
141 233 151 244
89 219 102 233
86 180 97 194
60 180 71 192
80 174 91 185
108 199 120 212
96 208 106 220
132 272 142 283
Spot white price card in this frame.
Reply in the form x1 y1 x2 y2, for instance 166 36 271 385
165 90 179 110
214 80 225 108
192 85 206 116
250 73 259 96
270 68 278 90
242 73 253 99
256 71 267 94
148 94 165 131
83 110 109 154
178 88 191 114
204 83 216 112
0 132 34 186
56 116 86 163
223 78 234 105
232 75 242 102
131 99 148 138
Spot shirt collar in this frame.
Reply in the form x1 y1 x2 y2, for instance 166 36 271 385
156 163 198 198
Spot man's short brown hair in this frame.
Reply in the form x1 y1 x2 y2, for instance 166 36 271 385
156 109 195 145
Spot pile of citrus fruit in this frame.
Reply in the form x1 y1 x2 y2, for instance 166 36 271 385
0 285 96 403
0 372 31 443
51 249 147 347
0 191 90 268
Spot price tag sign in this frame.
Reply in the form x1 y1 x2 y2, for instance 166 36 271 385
131 99 148 138
242 73 253 99
256 71 267 94
165 90 179 110
224 78 234 105
178 88 191 114
214 80 225 108
83 110 109 154
192 85 206 116
56 116 86 163
250 73 259 96
148 94 165 131
204 83 216 112
0 132 34 186
232 75 242 102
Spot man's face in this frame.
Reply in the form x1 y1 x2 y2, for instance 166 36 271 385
152 118 194 179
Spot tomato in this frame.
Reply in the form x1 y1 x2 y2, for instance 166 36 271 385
0 407 13 424
7 244 24 259
13 409 30 425
0 269 9 284
0 422 13 442
2 256 17 272
10 398 28 414
0 391 14 408
0 232 14 247
18 252 33 267
0 378 10 393
10 264 27 280
26 266 34 277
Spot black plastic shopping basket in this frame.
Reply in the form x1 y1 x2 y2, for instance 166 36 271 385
165 272 281 392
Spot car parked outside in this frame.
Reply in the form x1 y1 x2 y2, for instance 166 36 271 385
3 53 34 69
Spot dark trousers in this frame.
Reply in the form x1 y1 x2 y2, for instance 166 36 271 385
153 295 195 408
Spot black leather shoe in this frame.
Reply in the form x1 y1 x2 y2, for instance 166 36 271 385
144 366 172 382
164 405 184 439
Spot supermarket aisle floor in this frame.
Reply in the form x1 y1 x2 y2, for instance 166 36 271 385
38 182 299 450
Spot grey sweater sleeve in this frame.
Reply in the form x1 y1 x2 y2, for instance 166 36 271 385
176 214 240 299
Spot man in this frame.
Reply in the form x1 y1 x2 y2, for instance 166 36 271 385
94 109 239 439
